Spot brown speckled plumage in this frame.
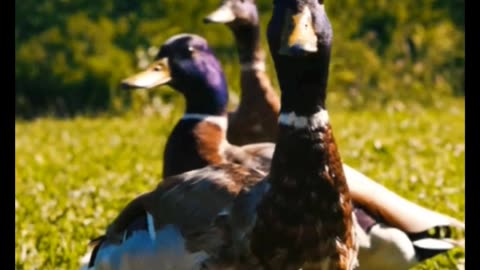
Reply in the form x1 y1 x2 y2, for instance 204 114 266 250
249 0 358 269
202 2 464 270
252 124 357 269
107 163 263 234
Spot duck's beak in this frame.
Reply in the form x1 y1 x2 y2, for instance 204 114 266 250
120 58 171 90
279 6 318 56
203 4 235 24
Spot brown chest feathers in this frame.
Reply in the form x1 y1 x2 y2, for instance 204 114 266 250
194 121 228 165
251 124 358 270
163 119 227 178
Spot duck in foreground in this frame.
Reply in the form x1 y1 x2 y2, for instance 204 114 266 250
249 0 360 268
203 0 464 268
204 0 281 146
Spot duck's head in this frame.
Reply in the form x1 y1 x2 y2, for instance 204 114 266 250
268 0 332 113
203 0 259 27
204 0 266 68
121 34 229 115
269 0 331 56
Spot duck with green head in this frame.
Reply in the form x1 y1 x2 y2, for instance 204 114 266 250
121 34 275 178
86 34 275 270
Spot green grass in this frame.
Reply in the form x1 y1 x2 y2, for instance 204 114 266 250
15 96 465 269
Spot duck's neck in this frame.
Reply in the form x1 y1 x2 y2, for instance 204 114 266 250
231 25 276 101
232 24 264 70
270 107 347 192
162 114 228 178
173 61 230 116
184 87 229 115
278 44 332 115
268 43 351 215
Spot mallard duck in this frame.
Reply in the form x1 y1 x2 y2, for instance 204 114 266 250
204 0 280 146
121 34 275 178
84 34 273 270
204 1 464 269
248 0 360 268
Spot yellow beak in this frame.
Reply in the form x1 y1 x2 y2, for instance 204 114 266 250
121 58 171 89
279 6 318 55
203 4 236 24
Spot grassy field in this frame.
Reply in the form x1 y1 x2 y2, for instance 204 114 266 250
15 96 465 269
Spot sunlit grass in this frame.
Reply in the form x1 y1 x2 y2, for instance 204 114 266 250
15 96 464 269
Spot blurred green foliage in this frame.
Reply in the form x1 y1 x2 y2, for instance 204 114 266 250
15 0 464 117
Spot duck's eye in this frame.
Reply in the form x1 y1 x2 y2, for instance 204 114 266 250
177 47 194 58
153 65 162 71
